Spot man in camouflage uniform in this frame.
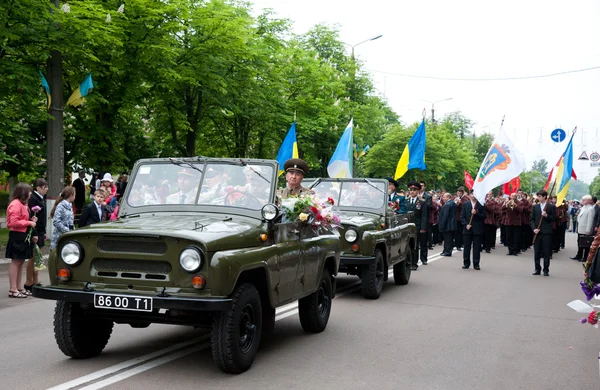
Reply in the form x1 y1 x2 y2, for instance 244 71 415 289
277 158 314 199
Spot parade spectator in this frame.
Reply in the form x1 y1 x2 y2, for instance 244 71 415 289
6 183 37 298
79 189 108 228
461 190 486 270
72 170 87 216
100 173 117 205
530 190 555 276
593 196 600 234
570 195 596 262
24 178 48 295
571 201 580 232
50 187 75 250
438 193 456 257
116 173 128 201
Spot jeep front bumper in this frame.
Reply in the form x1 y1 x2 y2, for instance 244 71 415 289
32 286 233 312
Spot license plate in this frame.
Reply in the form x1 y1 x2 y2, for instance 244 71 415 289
93 293 153 312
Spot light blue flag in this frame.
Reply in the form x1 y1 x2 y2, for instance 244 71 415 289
39 70 51 109
327 119 354 178
275 123 299 175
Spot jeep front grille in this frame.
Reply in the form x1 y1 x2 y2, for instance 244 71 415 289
97 237 168 255
92 258 172 281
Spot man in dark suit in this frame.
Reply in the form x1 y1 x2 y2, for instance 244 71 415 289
460 191 486 270
72 170 87 216
406 181 429 270
593 196 600 235
438 193 456 256
530 190 555 276
79 190 108 228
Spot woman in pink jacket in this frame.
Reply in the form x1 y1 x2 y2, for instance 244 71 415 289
6 183 37 298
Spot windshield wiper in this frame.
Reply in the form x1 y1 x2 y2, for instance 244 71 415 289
364 178 386 195
168 157 204 175
238 159 270 183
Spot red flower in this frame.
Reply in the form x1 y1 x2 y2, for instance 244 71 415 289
310 206 319 214
327 197 335 205
316 214 324 221
588 311 598 325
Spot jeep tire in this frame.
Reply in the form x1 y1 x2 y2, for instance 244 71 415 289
298 268 332 333
394 247 412 285
211 283 262 374
54 301 114 359
361 249 384 299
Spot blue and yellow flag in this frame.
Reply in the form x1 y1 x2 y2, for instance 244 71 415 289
327 119 354 178
66 73 94 107
394 119 426 180
40 70 51 109
275 122 299 175
554 132 575 204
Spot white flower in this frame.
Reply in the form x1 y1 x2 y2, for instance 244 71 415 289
61 4 70 13
106 14 111 23
135 105 140 109
333 99 340 106
117 4 125 13
67 124 73 129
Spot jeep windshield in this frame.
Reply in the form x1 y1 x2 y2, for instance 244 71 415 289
126 162 274 210
311 179 386 211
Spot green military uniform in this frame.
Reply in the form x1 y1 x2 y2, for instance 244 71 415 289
277 158 314 199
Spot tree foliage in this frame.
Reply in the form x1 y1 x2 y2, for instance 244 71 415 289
2 0 482 191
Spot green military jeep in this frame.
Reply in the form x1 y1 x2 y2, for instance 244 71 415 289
310 178 416 299
34 158 340 374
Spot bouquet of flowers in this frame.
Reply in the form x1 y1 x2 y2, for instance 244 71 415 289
33 244 46 271
280 194 340 230
25 205 42 243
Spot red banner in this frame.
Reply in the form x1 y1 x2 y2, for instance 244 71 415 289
503 176 521 195
464 170 474 190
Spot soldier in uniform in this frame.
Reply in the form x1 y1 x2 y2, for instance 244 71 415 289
406 181 429 270
277 158 314 199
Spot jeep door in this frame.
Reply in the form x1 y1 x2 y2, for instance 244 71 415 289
273 222 302 303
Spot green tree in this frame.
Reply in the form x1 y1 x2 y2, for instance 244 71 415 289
474 132 494 162
590 169 600 197
531 159 549 174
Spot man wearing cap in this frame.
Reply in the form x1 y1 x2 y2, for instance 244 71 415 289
198 166 229 204
277 158 314 199
406 181 429 270
166 168 200 204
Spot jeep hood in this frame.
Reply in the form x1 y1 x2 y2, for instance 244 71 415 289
78 214 265 251
338 211 381 229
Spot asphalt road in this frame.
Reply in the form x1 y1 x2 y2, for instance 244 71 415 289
1 232 597 390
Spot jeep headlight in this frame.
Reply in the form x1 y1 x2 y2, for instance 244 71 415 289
61 242 83 265
179 247 203 272
344 229 358 243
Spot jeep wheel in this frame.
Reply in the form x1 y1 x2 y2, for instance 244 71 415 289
394 248 412 285
298 268 332 333
361 249 384 299
211 283 262 374
54 301 114 359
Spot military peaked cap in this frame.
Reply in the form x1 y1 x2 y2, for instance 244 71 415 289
407 181 420 190
284 158 309 174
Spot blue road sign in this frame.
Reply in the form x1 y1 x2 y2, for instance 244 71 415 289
551 128 566 143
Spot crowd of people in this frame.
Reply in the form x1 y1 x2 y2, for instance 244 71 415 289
384 178 600 276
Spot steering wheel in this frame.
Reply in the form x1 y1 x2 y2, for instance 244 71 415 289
224 190 262 209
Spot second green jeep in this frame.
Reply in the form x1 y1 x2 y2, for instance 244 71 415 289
311 178 416 299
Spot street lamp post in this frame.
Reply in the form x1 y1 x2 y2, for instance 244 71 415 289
341 35 382 101
422 97 453 124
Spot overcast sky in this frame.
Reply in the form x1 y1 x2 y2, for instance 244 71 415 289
250 0 600 183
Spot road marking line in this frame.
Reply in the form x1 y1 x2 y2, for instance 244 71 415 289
46 335 211 390
77 342 211 390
